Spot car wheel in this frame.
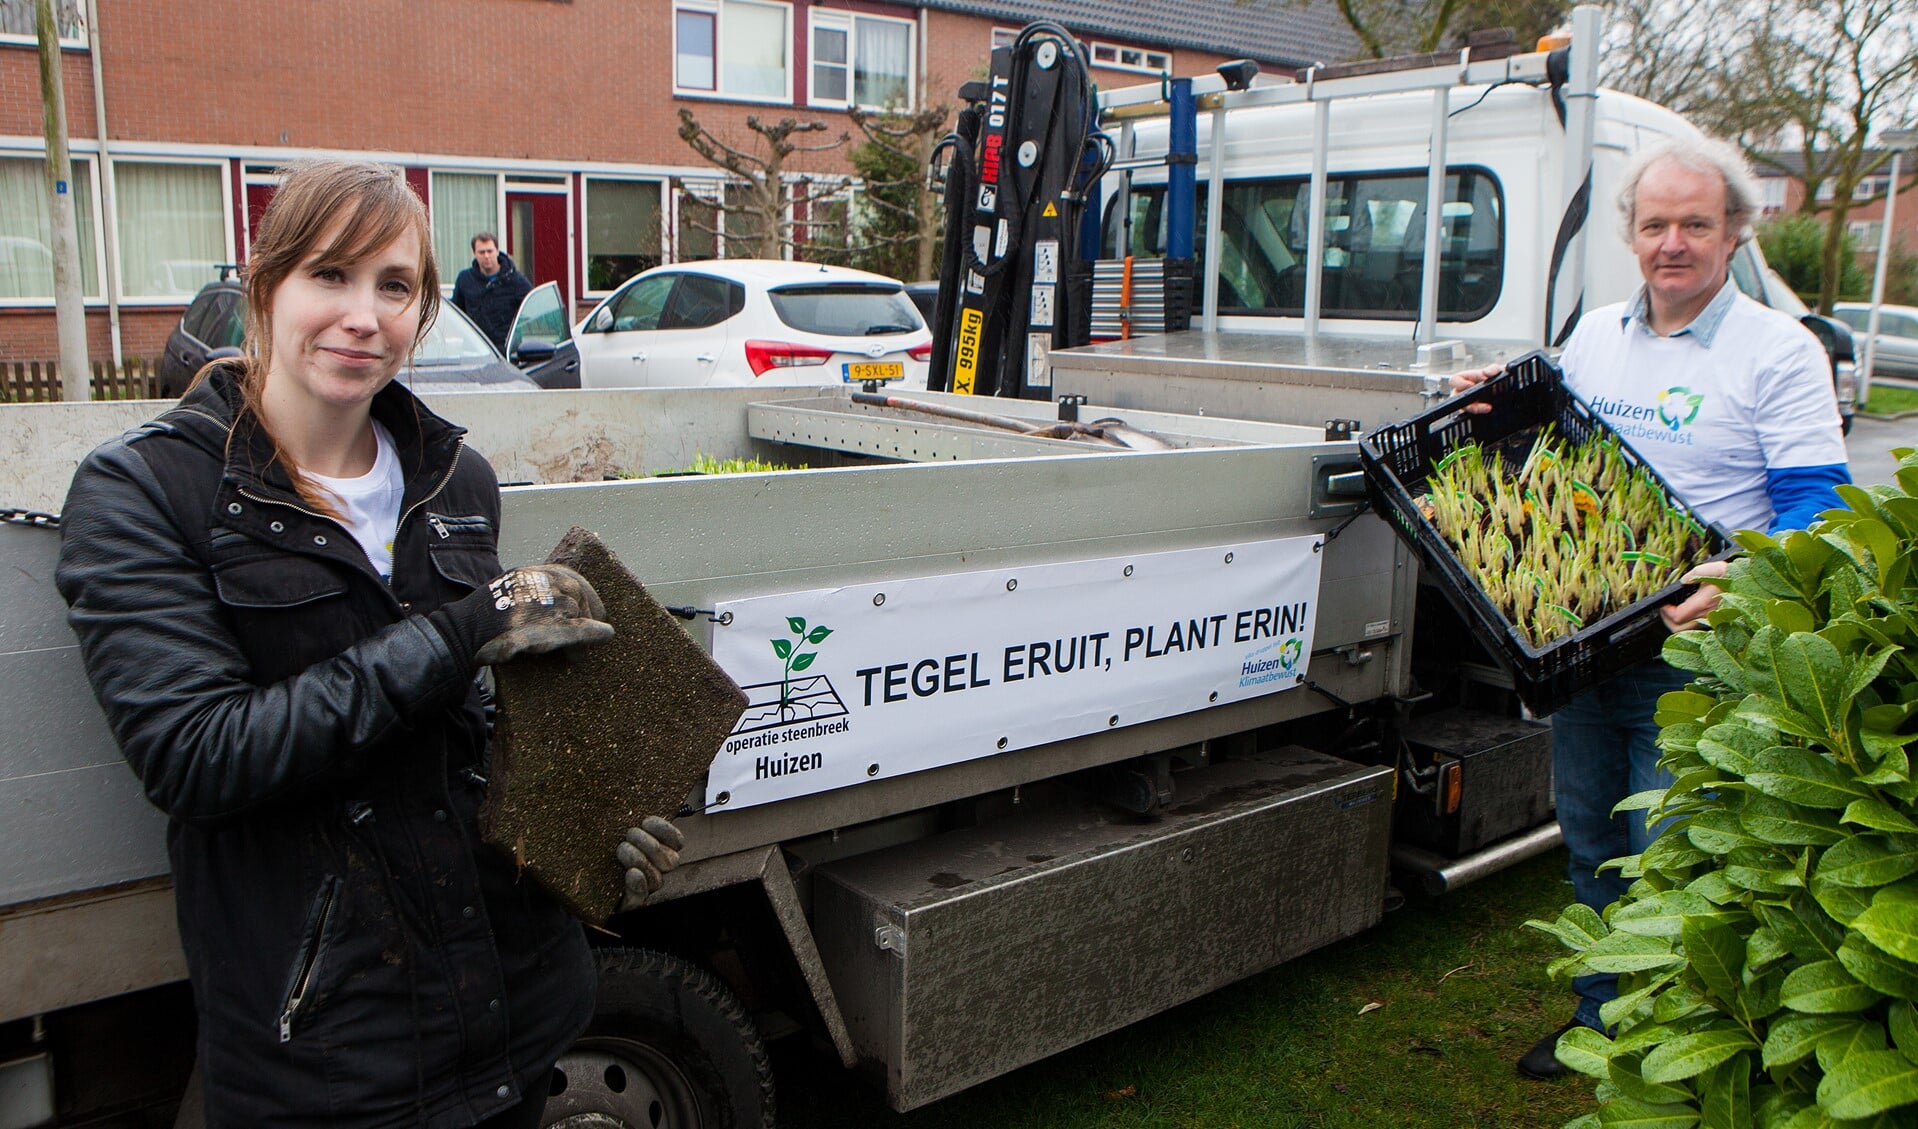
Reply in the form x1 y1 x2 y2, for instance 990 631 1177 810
544 948 774 1129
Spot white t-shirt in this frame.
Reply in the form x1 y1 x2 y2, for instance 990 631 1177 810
308 421 405 581
1557 282 1847 534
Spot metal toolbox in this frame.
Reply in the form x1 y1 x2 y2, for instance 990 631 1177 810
811 746 1393 1111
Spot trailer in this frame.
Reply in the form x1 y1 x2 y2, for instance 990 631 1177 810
0 379 1557 1127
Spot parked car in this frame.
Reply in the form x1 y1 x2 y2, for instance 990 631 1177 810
1831 302 1918 380
572 260 931 389
156 277 559 398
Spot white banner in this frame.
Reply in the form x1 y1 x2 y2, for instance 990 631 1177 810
704 536 1324 811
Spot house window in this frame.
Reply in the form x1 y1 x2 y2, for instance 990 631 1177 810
585 177 664 293
810 12 913 110
1760 177 1788 212
430 172 499 288
0 0 86 48
1854 177 1883 202
1816 181 1836 203
674 0 789 101
676 181 723 262
1850 220 1883 247
1090 41 1171 74
114 160 226 300
0 155 99 299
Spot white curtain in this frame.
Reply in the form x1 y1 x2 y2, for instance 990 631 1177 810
431 172 498 286
115 162 223 298
721 0 786 98
854 19 910 109
0 0 85 40
0 157 99 299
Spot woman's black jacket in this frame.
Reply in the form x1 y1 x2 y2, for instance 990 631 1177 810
54 369 593 1128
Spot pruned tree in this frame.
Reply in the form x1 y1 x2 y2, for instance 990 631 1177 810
1311 0 1570 59
675 110 851 259
844 106 949 281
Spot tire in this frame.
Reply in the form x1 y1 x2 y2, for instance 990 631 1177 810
543 948 774 1129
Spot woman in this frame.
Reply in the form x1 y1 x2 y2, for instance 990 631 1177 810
56 160 682 1128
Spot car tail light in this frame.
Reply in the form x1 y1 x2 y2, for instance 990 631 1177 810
907 342 932 362
745 340 835 377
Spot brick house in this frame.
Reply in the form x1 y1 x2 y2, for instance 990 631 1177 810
0 0 1354 365
1753 150 1918 275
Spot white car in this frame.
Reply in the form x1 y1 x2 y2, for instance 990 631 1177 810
572 260 931 389
1831 302 1918 380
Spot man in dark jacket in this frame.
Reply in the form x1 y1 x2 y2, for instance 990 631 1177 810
451 232 533 353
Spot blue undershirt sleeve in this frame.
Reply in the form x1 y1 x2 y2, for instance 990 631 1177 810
1765 463 1851 533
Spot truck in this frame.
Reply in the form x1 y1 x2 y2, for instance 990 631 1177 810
0 7 1820 1127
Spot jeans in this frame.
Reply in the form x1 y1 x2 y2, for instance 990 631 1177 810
1551 657 1696 1030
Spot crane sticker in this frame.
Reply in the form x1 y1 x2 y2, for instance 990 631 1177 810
706 536 1325 810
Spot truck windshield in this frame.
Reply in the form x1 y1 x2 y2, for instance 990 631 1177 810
1105 167 1504 322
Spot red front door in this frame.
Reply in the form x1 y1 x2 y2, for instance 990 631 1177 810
506 192 569 310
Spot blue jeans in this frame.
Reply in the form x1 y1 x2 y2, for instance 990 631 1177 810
1551 658 1696 1030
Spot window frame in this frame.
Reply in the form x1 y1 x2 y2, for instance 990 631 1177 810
807 9 916 112
672 0 794 105
1089 40 1171 75
0 0 86 48
582 175 669 300
1106 164 1507 324
428 169 504 298
0 150 105 306
109 154 234 305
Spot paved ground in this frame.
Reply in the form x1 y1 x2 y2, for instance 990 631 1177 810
1849 412 1918 488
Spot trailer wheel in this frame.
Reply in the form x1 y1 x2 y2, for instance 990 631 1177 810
544 947 774 1129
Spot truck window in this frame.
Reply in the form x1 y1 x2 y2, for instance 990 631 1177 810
1104 167 1504 322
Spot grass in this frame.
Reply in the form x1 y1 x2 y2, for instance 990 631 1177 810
776 849 1594 1129
1862 383 1918 416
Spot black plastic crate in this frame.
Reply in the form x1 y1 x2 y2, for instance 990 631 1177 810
1358 352 1732 716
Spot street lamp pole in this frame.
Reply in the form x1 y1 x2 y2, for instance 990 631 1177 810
1862 128 1918 387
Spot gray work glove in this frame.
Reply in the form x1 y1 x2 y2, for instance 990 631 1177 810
618 816 686 902
428 564 615 667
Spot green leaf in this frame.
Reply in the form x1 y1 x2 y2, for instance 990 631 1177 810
786 617 807 634
1602 972 1680 1031
1595 1097 1700 1128
1659 690 1722 727
771 638 793 660
1778 959 1884 1013
1644 833 1713 874
1767 600 1818 635
1819 836 1918 889
1653 982 1717 1025
1701 1056 1753 1129
1556 1024 1619 1078
1844 799 1918 835
1838 933 1918 998
1748 927 1790 972
1742 794 1846 846
1813 876 1877 925
1746 748 1868 810
1690 810 1765 854
1815 1018 1887 1075
1758 897 1846 964
1733 969 1783 1026
1684 917 1747 1005
1615 892 1716 939
1583 931 1687 974
1763 1014 1850 1070
791 652 816 672
1611 1053 1695 1104
1889 1001 1918 1063
1528 903 1612 950
1643 1028 1759 1083
1817 1049 1918 1118
1854 883 1918 963
1725 864 1803 895
1848 646 1900 704
1689 871 1743 905
1736 697 1830 743
805 625 832 644
1618 789 1673 814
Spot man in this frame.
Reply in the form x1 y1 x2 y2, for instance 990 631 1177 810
450 232 533 353
1458 136 1850 1079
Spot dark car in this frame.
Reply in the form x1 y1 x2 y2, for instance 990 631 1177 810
156 276 576 398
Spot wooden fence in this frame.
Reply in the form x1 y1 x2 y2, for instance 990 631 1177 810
1 358 161 402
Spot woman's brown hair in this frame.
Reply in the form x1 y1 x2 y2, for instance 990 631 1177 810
220 159 439 514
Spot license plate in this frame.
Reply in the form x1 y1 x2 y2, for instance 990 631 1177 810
843 362 904 383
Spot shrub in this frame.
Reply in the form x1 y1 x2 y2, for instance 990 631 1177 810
1529 453 1918 1127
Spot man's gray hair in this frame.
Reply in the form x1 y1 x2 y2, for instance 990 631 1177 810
1617 134 1761 247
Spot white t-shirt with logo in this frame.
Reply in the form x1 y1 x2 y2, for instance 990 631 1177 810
308 421 405 581
1557 287 1847 535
